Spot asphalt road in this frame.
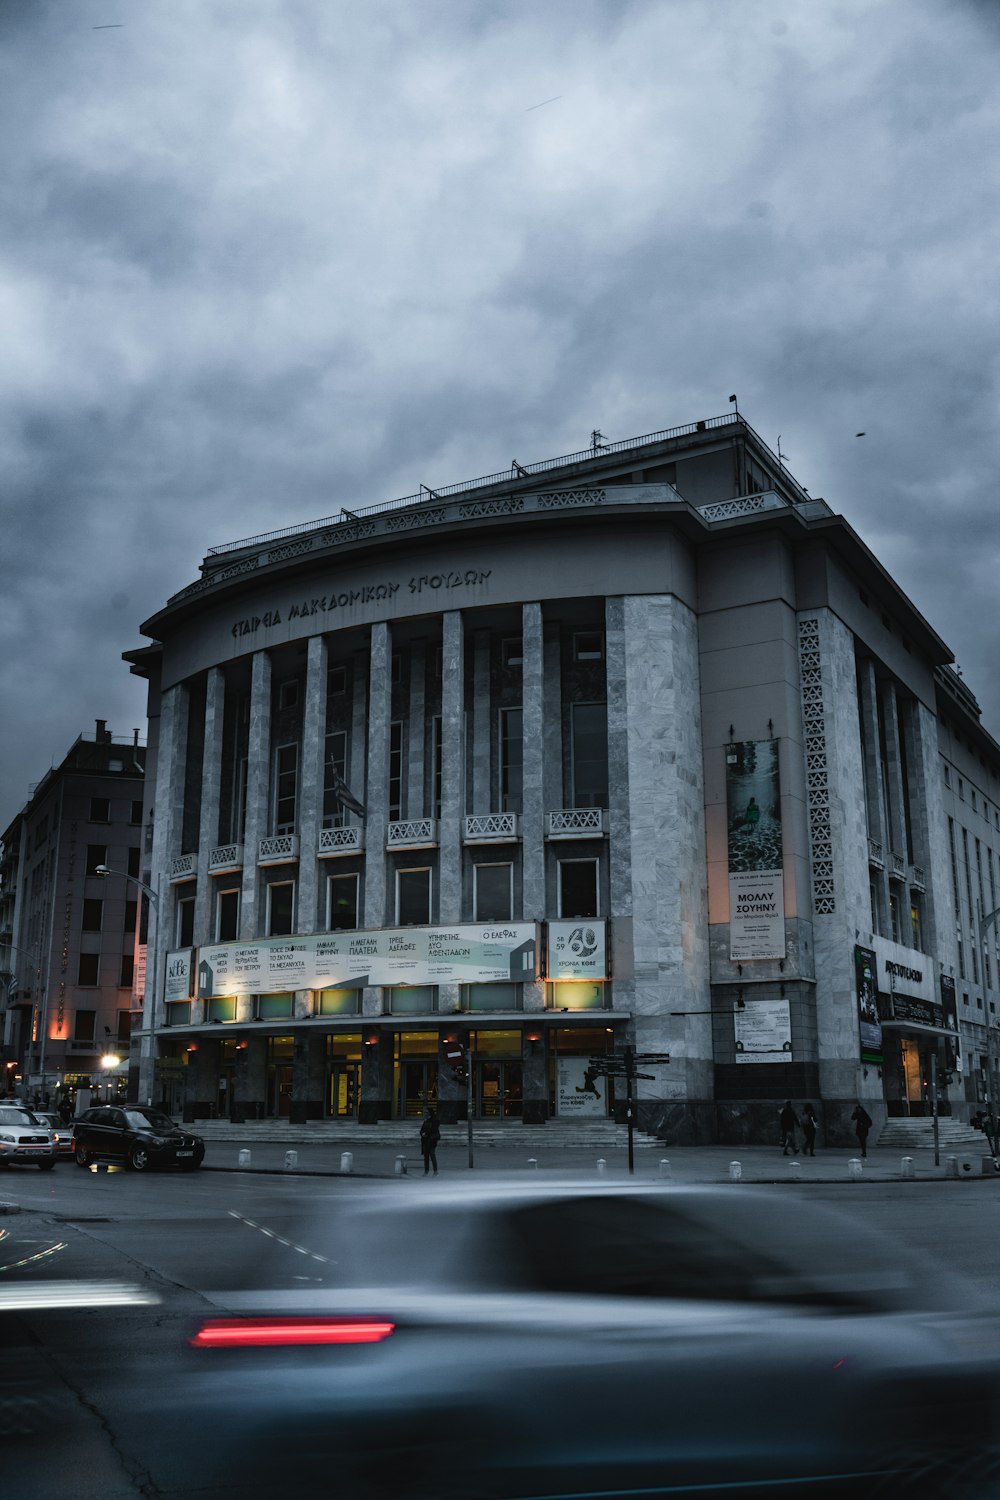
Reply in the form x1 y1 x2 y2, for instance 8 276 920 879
2 1164 999 1499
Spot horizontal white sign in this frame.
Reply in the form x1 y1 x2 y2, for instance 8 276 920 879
869 934 936 1005
197 924 539 998
547 921 607 980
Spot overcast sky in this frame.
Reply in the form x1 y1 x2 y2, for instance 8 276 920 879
2 0 997 831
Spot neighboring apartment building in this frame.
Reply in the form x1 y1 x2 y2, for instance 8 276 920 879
0 724 146 1102
120 411 999 1144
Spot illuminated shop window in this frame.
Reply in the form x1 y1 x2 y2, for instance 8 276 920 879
547 982 606 1011
256 993 294 1021
317 988 361 1016
387 986 437 1014
206 997 237 1023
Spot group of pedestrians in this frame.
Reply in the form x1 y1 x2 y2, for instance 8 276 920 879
778 1100 873 1157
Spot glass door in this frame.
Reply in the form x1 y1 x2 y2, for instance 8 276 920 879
328 1062 360 1119
399 1061 438 1118
268 1064 294 1118
476 1060 523 1118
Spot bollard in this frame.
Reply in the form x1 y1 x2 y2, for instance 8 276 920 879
238 1148 251 1169
394 1154 407 1176
728 1160 742 1182
284 1150 298 1171
527 1158 539 1170
596 1158 607 1176
658 1159 672 1180
788 1160 802 1180
340 1150 354 1175
848 1157 863 1179
901 1156 914 1179
945 1154 959 1179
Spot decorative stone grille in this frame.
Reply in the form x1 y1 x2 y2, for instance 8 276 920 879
207 844 244 874
169 853 198 882
386 818 438 848
459 497 525 520
318 522 377 546
536 488 606 509
797 617 836 914
697 491 784 523
463 813 520 842
266 537 316 564
385 507 447 531
212 556 259 584
257 835 300 865
319 826 364 857
546 808 606 838
889 851 906 881
910 865 926 891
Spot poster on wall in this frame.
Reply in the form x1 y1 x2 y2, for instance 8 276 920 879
726 739 785 960
940 973 960 1073
855 945 883 1064
197 923 539 998
164 948 194 1002
547 921 607 980
555 1057 608 1117
734 998 791 1063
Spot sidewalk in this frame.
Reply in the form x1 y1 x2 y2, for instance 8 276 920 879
203 1136 1000 1184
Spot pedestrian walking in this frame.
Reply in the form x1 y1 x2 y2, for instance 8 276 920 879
779 1100 800 1155
851 1102 872 1158
801 1102 818 1156
419 1108 440 1176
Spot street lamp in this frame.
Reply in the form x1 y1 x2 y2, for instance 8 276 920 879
95 866 160 1104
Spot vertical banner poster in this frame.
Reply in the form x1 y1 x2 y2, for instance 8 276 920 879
855 945 883 1064
555 1057 607 1118
726 739 785 960
940 973 960 1073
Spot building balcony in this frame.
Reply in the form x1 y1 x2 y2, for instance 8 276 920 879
387 818 439 850
207 843 244 875
169 853 198 883
463 813 520 844
889 851 906 882
257 834 300 866
546 808 606 839
910 864 926 892
319 826 365 858
867 837 884 870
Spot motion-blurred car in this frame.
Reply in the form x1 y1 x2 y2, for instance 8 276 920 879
183 1180 1000 1498
73 1105 204 1172
32 1111 74 1157
0 1106 57 1170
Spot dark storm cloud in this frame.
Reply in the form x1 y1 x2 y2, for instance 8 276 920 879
0 0 998 826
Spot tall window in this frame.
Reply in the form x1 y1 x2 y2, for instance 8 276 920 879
474 863 513 922
389 721 403 820
327 873 359 931
558 859 599 919
323 730 348 828
431 716 443 819
232 755 248 843
85 845 107 876
216 888 240 942
119 953 134 988
273 743 298 834
176 895 195 948
89 797 110 823
74 1009 96 1043
571 703 608 808
81 899 103 933
500 708 523 813
397 867 432 926
78 954 99 986
267 882 295 937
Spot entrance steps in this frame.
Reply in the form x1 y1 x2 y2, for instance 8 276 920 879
193 1118 661 1151
877 1117 990 1150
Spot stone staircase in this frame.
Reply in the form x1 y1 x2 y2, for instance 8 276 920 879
192 1118 661 1151
877 1117 992 1151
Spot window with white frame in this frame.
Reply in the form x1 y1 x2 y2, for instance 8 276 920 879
558 859 599 919
323 730 348 828
216 888 240 942
273 743 298 834
176 894 195 947
396 867 432 926
500 707 523 813
571 702 608 808
267 881 296 937
389 721 403 820
502 638 523 668
474 862 513 922
327 872 359 931
278 679 299 710
573 630 604 662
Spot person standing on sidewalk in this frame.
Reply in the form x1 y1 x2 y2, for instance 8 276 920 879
801 1103 818 1156
419 1108 440 1176
851 1102 872 1158
779 1100 800 1156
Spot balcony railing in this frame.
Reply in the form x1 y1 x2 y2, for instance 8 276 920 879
319 826 365 858
546 808 606 839
386 818 439 850
463 813 520 843
257 834 300 865
867 837 884 870
889 851 906 882
910 864 926 892
207 843 244 875
169 853 198 883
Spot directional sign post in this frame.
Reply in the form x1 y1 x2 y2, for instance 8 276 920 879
587 1046 671 1174
444 1042 474 1169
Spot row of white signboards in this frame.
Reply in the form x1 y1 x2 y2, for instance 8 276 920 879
165 919 609 1001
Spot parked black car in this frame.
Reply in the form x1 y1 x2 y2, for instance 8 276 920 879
73 1106 204 1172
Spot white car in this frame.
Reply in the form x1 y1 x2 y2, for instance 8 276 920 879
183 1180 1000 1498
0 1106 57 1170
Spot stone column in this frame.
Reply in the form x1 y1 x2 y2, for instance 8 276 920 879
904 698 951 964
406 640 426 818
297 636 328 935
522 1029 548 1124
857 659 890 929
193 668 225 949
290 1032 326 1121
364 624 391 932
359 1031 392 1123
605 595 633 1009
437 612 465 1014
142 681 189 1104
471 629 492 811
239 651 272 941
521 603 546 1011
880 679 908 867
233 1035 267 1121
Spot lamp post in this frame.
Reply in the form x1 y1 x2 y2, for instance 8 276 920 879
95 866 160 1104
